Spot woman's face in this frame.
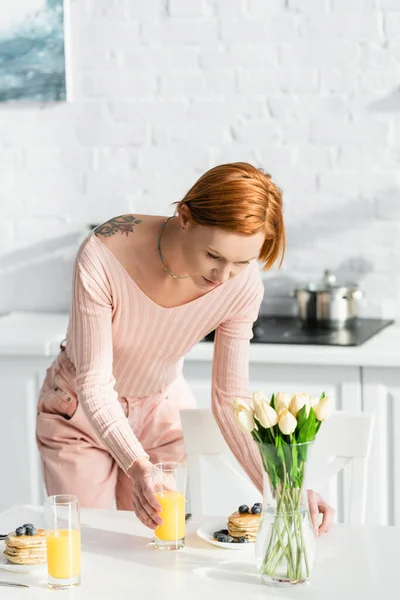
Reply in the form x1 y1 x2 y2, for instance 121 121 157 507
181 221 265 290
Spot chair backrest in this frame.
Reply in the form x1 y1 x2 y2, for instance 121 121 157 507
180 409 374 524
180 409 262 518
310 410 374 524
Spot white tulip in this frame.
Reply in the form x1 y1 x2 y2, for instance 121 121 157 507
314 396 333 422
233 398 255 433
235 408 256 433
274 391 291 415
309 395 319 407
253 396 278 429
289 393 311 418
233 398 253 412
252 390 270 405
278 408 298 435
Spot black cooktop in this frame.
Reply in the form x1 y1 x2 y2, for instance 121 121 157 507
202 316 394 347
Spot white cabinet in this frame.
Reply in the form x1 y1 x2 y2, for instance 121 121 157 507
183 356 362 522
0 357 48 512
362 367 400 526
182 360 213 409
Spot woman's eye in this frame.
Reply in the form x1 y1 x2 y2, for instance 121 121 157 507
207 252 219 260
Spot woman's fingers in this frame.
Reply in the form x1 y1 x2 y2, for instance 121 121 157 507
318 499 335 535
135 483 162 527
307 489 335 536
307 489 321 535
134 502 159 529
128 459 164 529
142 475 162 513
132 490 161 528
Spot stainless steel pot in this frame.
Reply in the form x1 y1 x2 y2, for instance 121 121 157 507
292 270 364 329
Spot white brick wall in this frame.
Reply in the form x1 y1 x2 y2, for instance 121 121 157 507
1 0 400 319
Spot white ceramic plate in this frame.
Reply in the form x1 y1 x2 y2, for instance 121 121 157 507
196 520 254 550
0 542 46 573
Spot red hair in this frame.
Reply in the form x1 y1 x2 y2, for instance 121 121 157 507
173 162 285 270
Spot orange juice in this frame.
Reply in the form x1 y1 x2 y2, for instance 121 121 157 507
155 491 185 541
46 529 81 579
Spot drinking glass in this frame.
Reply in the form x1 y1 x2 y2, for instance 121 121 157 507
44 494 81 589
152 462 186 550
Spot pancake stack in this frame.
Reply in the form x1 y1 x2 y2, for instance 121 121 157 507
3 529 47 565
227 510 261 542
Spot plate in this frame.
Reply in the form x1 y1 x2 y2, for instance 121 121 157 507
0 542 46 573
196 520 254 550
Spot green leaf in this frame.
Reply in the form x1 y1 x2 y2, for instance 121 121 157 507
274 435 286 480
258 443 282 488
298 443 310 464
270 393 276 411
296 405 307 432
297 407 317 461
290 443 298 484
269 464 278 488
298 406 317 444
320 391 326 400
255 416 276 445
260 443 277 466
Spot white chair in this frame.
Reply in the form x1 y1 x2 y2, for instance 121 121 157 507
180 409 374 525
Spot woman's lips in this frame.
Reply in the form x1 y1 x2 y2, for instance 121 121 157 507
203 276 219 287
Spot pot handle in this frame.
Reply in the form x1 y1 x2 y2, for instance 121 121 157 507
342 290 364 300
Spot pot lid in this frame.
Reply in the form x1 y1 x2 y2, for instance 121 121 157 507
295 270 361 293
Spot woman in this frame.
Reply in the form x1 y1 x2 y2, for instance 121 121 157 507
36 162 334 535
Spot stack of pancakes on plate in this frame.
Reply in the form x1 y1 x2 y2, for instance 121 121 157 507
3 529 47 565
227 510 261 542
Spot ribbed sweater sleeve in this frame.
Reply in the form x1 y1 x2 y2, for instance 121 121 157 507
69 249 149 473
211 276 265 494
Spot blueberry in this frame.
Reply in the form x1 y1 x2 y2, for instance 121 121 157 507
25 526 37 536
15 526 26 536
251 504 262 514
237 536 248 543
22 523 34 528
213 528 229 538
221 535 234 543
238 504 249 514
213 530 222 538
216 533 226 542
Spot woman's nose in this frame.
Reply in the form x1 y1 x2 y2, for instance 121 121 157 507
215 264 231 283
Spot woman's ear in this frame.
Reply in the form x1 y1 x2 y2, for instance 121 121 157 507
177 204 191 231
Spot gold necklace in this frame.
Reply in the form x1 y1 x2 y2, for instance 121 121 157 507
157 217 190 280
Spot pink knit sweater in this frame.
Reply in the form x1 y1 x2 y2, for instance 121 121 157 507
65 232 265 491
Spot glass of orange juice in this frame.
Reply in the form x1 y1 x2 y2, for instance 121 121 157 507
44 494 81 589
153 462 186 550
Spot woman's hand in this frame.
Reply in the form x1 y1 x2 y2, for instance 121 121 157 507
307 489 335 536
128 458 162 529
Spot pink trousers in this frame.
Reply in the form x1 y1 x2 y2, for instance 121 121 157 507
36 350 196 510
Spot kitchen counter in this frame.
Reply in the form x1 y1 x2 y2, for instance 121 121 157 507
0 505 398 599
0 312 69 356
187 323 400 368
0 311 399 367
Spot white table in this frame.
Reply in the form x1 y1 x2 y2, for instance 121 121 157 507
0 505 398 599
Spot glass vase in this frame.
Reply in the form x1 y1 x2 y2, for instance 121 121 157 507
255 441 317 586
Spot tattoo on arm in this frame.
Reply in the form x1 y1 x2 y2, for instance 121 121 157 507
94 215 142 237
